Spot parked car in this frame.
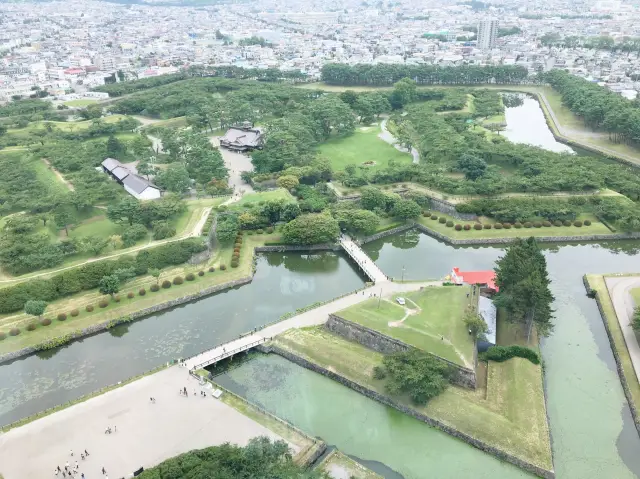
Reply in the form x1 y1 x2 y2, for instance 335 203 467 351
396 297 406 305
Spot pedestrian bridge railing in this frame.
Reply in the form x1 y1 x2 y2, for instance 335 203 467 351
189 337 267 372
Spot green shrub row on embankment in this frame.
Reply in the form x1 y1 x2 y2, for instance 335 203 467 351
0 239 206 315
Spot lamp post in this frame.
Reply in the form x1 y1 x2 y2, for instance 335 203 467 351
401 265 406 283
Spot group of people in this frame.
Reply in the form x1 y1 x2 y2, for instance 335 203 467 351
54 450 92 478
104 425 117 434
178 386 208 398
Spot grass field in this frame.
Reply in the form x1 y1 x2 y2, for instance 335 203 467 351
63 99 99 107
632 288 640 305
31 158 73 195
231 189 294 208
273 324 551 471
336 286 476 367
587 275 640 415
7 114 128 135
0 228 281 355
317 128 412 172
417 212 611 239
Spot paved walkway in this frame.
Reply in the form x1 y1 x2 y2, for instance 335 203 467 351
605 276 640 384
339 236 389 284
210 136 255 195
185 279 440 370
378 118 420 164
0 366 295 479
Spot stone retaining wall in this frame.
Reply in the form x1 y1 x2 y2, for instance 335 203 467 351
429 197 478 221
264 344 554 479
0 276 254 366
254 244 340 253
582 275 640 438
326 314 476 389
359 223 415 245
413 223 640 245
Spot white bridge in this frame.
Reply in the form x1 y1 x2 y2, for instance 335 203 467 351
339 235 388 284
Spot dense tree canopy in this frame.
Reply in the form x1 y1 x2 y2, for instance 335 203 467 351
138 437 323 479
321 63 529 86
282 213 340 245
493 238 554 340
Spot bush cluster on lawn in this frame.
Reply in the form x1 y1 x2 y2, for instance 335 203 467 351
26 323 37 331
479 345 540 365
185 272 195 281
150 283 160 292
99 299 109 308
9 328 20 336
139 288 147 296
70 309 79 317
373 349 453 406
0 239 207 315
41 318 52 326
86 304 94 312
57 313 67 321
127 292 135 299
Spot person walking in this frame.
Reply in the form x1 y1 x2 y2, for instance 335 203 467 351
84 450 89 457
102 466 106 475
70 450 74 457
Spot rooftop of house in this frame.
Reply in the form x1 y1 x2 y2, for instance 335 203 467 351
451 267 499 292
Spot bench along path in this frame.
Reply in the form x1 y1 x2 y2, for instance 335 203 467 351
184 279 441 371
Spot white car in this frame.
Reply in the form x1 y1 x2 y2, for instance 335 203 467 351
396 297 406 305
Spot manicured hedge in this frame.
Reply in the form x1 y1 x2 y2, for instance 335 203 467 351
494 223 502 230
483 224 492 229
186 273 195 281
514 222 522 228
563 220 571 227
480 345 540 365
139 288 147 296
503 223 511 229
26 323 37 331
99 299 109 308
431 215 438 220
57 313 67 321
220 264 227 271
574 220 583 227
150 283 160 292
542 221 551 227
86 304 94 312
162 280 172 289
446 220 454 227
584 219 592 226
455 224 462 231
41 318 52 326
9 328 20 336
438 217 446 224
127 292 135 299
70 309 79 317
114 295 121 303
0 239 207 314
524 222 532 228
208 266 215 272
474 224 482 230
533 221 542 228
198 271 205 276
173 276 184 285
553 220 562 227
463 224 471 230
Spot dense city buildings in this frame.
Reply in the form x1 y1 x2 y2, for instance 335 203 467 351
1 0 640 100
477 18 499 50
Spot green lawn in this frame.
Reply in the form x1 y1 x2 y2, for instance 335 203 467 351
7 114 128 135
317 128 413 172
273 325 552 471
0 229 281 355
31 158 72 196
67 214 126 240
632 287 640 306
63 99 99 107
232 189 293 208
336 286 476 367
417 212 611 239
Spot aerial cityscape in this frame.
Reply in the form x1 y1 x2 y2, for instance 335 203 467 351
1 0 640 478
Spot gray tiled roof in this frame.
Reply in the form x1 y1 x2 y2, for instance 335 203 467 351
101 157 121 172
123 173 154 194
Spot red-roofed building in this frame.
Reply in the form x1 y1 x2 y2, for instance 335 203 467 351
451 267 498 293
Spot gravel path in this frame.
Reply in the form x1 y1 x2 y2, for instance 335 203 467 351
605 276 640 383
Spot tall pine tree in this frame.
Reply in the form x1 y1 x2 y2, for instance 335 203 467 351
493 237 554 341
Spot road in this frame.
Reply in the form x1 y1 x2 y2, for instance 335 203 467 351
378 118 420 164
605 276 640 384
0 366 297 479
185 279 440 370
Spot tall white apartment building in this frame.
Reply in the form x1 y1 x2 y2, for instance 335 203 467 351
477 19 499 50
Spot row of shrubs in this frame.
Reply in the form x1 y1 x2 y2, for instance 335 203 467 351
231 232 244 268
0 266 229 340
0 239 207 315
245 226 275 236
424 213 592 230
479 345 541 365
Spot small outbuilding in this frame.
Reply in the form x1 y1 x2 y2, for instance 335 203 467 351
450 267 499 293
476 296 497 352
219 122 263 152
101 158 161 200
